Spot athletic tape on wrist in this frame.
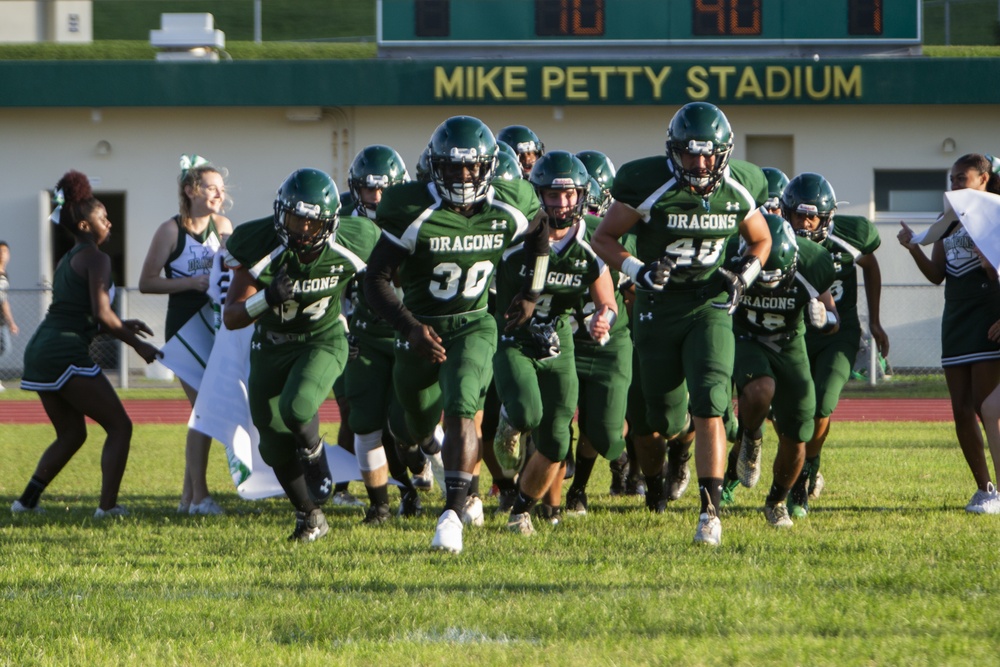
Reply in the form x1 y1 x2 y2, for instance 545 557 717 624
621 256 644 283
245 290 270 319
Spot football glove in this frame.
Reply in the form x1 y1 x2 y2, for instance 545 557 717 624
264 264 294 307
714 255 762 316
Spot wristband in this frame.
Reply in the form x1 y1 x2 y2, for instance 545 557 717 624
245 290 270 319
530 254 549 293
820 311 839 333
621 256 645 283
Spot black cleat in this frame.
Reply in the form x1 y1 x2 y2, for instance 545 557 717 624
362 503 392 525
397 490 423 518
645 475 666 513
565 487 588 516
664 443 692 502
289 508 329 542
609 452 628 496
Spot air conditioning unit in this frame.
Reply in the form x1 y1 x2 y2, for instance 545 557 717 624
150 13 225 62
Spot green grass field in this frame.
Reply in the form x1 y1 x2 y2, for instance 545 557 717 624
2 420 998 665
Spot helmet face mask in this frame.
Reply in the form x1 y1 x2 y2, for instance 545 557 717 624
428 116 498 208
585 177 607 216
528 151 589 229
274 168 340 254
780 172 837 243
666 102 734 196
348 145 409 220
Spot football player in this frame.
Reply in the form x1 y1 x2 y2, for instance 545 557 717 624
592 102 771 546
339 146 437 523
223 168 379 542
720 214 838 527
498 125 545 177
364 116 550 554
493 151 618 534
782 172 888 516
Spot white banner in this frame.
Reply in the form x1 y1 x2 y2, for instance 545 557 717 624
940 188 1000 272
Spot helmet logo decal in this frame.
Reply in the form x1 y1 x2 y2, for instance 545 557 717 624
515 141 539 153
363 174 390 188
448 147 481 159
551 177 575 187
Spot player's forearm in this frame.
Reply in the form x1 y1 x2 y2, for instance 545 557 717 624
363 240 421 337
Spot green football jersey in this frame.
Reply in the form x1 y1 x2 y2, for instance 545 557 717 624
611 157 767 289
810 214 881 333
225 215 379 338
376 179 541 316
734 237 835 338
495 219 605 346
570 214 630 346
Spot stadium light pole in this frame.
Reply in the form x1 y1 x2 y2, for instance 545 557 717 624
254 0 262 44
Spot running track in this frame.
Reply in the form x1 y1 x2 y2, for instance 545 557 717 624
0 398 953 424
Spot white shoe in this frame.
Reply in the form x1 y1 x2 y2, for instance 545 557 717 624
693 512 722 546
967 482 1000 515
188 496 224 515
809 471 825 499
764 502 794 529
507 511 535 535
94 506 128 519
11 499 44 514
462 495 484 527
430 509 464 553
331 490 365 507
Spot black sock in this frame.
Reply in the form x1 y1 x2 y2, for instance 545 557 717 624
444 473 471 515
19 476 47 508
698 477 723 514
765 482 789 505
571 454 597 492
495 476 517 492
511 490 538 516
333 481 350 494
725 445 739 480
365 484 390 507
469 474 480 498
273 462 317 513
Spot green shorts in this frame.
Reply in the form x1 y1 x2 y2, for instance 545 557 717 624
345 329 397 436
248 329 347 467
807 325 860 419
574 333 632 460
494 335 578 463
392 309 496 442
735 332 815 443
632 287 735 436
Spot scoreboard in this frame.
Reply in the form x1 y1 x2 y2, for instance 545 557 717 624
377 0 922 57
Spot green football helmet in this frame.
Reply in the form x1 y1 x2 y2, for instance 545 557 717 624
428 116 498 207
666 102 734 195
753 213 799 292
576 150 616 215
761 167 790 212
585 177 606 216
347 145 409 220
415 147 432 184
528 150 590 229
497 125 545 176
273 168 340 254
494 151 523 182
781 172 837 243
497 140 518 159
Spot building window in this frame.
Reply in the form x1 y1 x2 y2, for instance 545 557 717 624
874 170 946 213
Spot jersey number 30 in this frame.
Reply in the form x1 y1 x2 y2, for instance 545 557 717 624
430 260 494 301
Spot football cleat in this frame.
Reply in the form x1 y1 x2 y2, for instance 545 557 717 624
565 487 588 516
809 471 825 499
737 428 763 488
494 411 527 477
462 495 485 527
430 509 464 553
11 500 44 514
362 503 392 525
495 486 518 515
788 476 810 518
94 505 128 519
507 511 536 535
609 452 628 496
331 490 365 507
535 503 562 526
764 502 794 528
645 475 667 513
289 508 329 542
693 512 722 546
966 483 1000 515
188 496 224 515
397 490 423 518
412 459 435 493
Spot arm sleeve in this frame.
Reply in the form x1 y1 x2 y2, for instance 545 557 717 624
363 236 422 337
